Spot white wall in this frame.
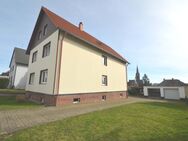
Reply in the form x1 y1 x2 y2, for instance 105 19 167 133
144 86 186 99
9 53 16 88
14 65 28 89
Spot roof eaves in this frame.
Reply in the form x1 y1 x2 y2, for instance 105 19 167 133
59 28 128 63
42 7 129 64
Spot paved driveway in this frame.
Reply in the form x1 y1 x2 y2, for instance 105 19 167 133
0 97 165 135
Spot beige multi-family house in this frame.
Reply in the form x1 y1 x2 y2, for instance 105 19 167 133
26 7 129 106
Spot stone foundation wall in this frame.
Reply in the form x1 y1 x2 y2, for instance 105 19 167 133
26 91 128 106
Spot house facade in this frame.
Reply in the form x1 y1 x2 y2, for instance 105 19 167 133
26 7 129 106
144 79 187 100
9 48 29 89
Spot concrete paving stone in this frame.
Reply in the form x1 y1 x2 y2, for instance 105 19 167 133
0 97 165 134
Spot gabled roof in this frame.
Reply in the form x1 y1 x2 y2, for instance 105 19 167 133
158 79 185 87
26 7 128 63
9 48 29 67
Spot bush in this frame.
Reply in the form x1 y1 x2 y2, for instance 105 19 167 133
128 87 143 96
0 78 9 89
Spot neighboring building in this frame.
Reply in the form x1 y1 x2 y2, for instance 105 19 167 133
128 66 143 88
128 66 143 95
0 71 9 79
9 47 29 89
25 7 129 106
144 78 187 100
1 71 9 76
0 76 9 79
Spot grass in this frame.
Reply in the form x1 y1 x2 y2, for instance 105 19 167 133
0 89 25 94
0 96 41 110
4 101 188 141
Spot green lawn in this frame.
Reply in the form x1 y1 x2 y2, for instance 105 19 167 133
4 101 188 141
0 96 40 110
0 89 25 94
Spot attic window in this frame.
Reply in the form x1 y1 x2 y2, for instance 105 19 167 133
102 55 107 66
38 31 42 40
43 24 48 36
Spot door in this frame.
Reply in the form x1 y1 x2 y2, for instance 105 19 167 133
164 88 180 100
148 88 161 97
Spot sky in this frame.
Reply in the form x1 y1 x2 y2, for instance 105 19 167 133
0 0 188 83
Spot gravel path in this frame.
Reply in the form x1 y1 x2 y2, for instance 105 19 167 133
0 97 165 135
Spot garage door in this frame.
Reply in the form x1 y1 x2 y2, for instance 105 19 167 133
164 88 180 100
148 88 161 97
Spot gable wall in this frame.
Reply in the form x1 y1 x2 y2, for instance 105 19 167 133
29 14 56 52
14 64 28 89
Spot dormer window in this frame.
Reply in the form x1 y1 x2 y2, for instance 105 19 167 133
38 31 42 40
43 24 48 36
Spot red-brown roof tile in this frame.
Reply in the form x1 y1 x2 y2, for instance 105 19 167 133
42 7 128 63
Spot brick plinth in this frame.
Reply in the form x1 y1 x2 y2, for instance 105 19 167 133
26 91 128 106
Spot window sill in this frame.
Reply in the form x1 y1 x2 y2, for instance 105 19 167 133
102 84 108 86
39 82 47 85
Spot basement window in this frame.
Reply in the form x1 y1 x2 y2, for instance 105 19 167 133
120 93 123 97
102 95 106 101
73 98 80 104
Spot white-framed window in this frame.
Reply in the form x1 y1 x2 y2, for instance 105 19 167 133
32 51 37 63
43 24 48 36
102 75 108 86
39 69 48 84
102 55 107 66
29 73 35 85
42 42 51 58
38 31 42 40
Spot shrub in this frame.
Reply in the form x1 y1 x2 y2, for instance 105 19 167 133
128 87 143 96
0 78 9 89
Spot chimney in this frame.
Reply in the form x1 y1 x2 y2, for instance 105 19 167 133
79 22 83 31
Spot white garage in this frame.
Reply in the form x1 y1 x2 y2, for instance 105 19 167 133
164 88 180 100
143 78 187 100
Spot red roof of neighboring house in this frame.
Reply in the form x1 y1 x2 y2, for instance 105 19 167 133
27 7 128 63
